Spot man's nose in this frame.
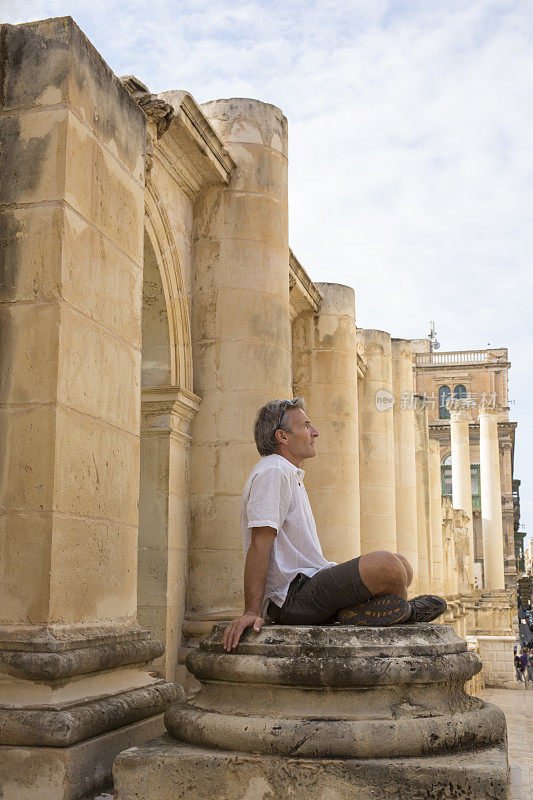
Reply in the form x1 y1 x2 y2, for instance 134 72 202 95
311 427 319 437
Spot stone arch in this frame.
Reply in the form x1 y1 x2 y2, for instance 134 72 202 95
137 181 198 681
144 182 193 391
142 229 171 387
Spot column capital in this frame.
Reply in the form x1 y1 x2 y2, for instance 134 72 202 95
141 386 201 416
449 407 470 422
478 402 501 418
141 385 201 443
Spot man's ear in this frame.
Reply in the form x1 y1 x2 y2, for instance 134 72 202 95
275 428 288 446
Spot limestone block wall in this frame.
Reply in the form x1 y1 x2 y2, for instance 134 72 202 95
0 17 180 799
292 284 360 562
357 330 397 553
476 635 517 689
187 99 291 627
0 15 145 631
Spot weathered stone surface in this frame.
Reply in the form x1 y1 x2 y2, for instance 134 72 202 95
0 635 164 681
0 15 176 798
0 682 180 747
0 17 146 178
165 624 505 760
293 284 360 564
1 715 165 800
116 624 511 800
114 736 511 800
187 96 291 638
357 329 397 553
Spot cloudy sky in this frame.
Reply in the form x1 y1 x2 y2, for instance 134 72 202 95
4 0 532 548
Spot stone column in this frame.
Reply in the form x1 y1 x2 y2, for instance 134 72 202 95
138 388 200 682
479 406 506 590
499 442 516 588
449 408 475 591
0 18 179 800
187 99 291 632
391 339 418 587
429 438 445 595
357 330 396 553
116 624 510 800
414 401 431 593
292 284 360 562
442 502 460 598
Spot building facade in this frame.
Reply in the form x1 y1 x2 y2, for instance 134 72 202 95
412 341 519 592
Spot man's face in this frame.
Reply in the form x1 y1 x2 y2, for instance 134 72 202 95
283 407 319 462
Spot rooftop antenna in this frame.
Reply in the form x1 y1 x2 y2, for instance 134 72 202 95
428 321 441 353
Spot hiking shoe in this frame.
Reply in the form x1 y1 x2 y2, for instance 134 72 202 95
337 594 411 626
406 595 447 623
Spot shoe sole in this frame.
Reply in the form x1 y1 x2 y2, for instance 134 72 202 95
337 594 410 627
405 595 447 623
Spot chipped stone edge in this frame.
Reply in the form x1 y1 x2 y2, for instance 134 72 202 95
0 682 181 747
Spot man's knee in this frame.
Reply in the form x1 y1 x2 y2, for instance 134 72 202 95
359 550 407 595
394 553 413 586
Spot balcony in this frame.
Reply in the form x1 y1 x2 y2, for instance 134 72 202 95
415 348 508 367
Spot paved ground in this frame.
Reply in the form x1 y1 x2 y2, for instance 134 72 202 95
482 686 533 798
88 688 532 799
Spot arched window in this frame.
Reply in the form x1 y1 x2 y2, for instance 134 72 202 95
454 384 467 399
439 385 451 419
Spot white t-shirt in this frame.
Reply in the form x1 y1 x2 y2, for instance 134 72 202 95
241 454 336 616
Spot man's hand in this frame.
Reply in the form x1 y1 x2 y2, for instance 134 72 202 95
223 525 275 652
223 612 264 652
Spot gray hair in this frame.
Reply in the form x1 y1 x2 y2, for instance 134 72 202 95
254 398 306 457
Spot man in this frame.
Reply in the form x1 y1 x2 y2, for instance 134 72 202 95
223 398 446 652
518 650 529 688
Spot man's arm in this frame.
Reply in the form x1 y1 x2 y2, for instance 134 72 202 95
222 526 276 652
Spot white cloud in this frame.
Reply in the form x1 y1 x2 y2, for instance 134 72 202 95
3 0 533 538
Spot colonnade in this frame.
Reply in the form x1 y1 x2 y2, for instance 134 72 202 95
356 331 446 598
449 404 506 592
355 336 508 607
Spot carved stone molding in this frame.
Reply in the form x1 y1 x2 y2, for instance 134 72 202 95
288 250 322 322
141 385 201 445
120 75 174 138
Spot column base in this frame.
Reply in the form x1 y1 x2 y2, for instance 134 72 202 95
0 624 182 798
0 714 165 800
114 735 512 800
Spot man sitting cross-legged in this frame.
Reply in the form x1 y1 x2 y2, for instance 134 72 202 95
223 398 446 652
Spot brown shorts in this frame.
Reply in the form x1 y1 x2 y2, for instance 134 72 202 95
267 557 372 625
